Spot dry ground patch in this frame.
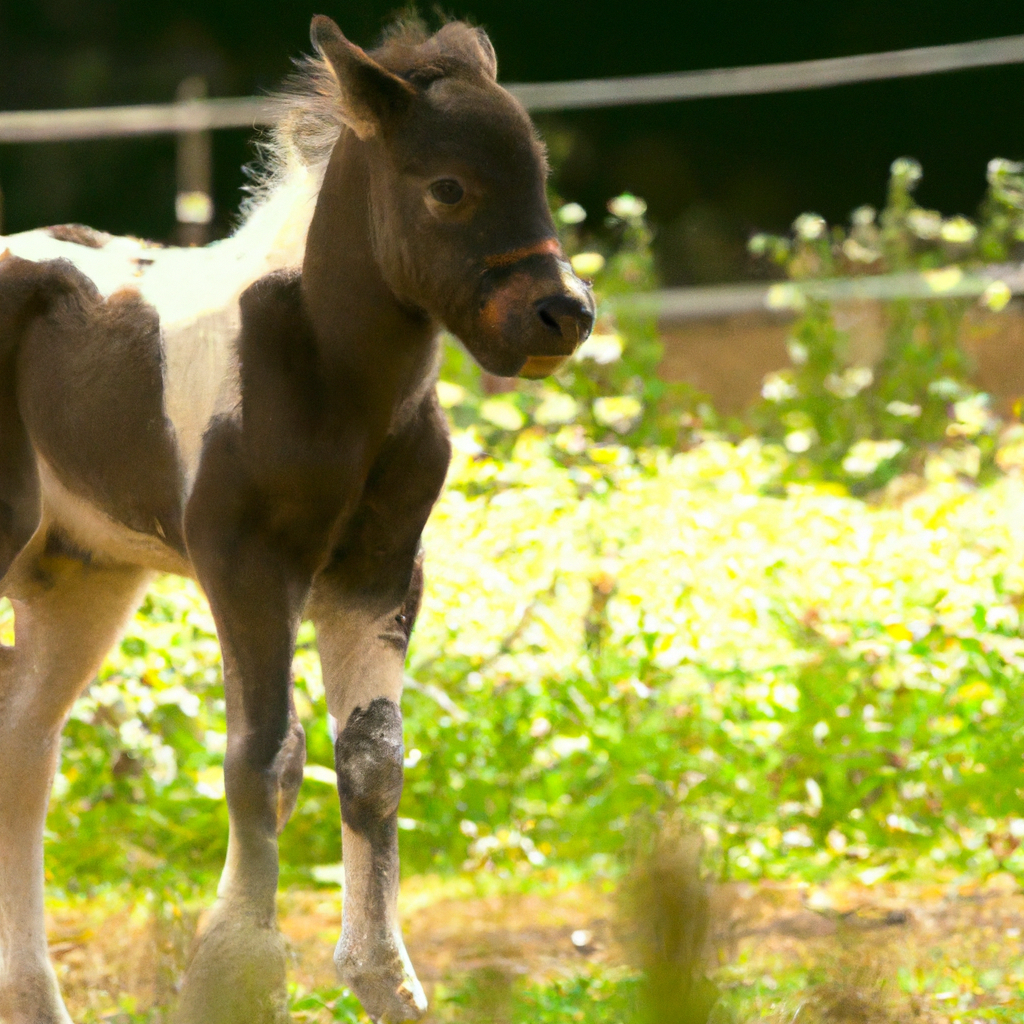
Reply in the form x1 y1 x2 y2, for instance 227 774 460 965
44 872 1024 1022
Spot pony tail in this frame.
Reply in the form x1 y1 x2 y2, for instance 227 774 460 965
0 253 51 582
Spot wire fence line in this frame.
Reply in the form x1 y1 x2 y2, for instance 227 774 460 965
0 34 1022 143
611 264 1024 323
0 96 275 145
510 34 1024 111
2 34 1022 315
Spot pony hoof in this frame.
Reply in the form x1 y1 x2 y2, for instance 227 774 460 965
335 940 427 1022
0 968 75 1024
174 915 289 1024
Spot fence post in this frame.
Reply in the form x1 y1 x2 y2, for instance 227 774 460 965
175 76 212 246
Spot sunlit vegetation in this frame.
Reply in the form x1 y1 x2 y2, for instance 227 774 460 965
26 173 1024 1019
747 157 1024 493
52 428 1024 881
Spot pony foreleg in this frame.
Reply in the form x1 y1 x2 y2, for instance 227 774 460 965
173 698 305 1024
175 524 308 1024
172 704 304 1024
311 577 427 1024
334 703 422 1021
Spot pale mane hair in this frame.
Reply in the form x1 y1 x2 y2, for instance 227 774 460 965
229 16 488 275
239 16 434 223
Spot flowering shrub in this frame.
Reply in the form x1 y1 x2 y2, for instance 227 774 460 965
752 158 1024 278
749 157 1024 494
439 166 1024 498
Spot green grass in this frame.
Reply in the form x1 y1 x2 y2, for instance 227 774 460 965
25 429 1024 898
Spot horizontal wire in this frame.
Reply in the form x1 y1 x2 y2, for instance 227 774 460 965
611 265 1024 323
0 34 1022 142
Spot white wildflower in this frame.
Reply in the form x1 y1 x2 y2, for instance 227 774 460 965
842 439 905 476
557 202 587 225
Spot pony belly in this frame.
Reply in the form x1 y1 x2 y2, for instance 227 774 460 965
9 254 190 562
36 455 194 577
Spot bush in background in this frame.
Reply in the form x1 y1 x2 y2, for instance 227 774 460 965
748 157 1024 494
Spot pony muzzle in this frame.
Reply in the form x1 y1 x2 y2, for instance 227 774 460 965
517 291 594 377
519 354 571 378
472 244 595 378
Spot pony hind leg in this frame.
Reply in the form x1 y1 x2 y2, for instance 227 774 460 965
0 542 150 1024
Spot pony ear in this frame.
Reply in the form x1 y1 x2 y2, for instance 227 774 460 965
470 28 498 81
433 23 498 81
310 15 417 139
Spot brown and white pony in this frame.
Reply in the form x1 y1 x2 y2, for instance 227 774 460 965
0 16 593 1023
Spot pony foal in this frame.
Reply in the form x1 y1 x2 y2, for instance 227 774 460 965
0 15 594 1024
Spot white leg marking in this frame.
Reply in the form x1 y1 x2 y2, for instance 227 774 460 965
311 597 427 1022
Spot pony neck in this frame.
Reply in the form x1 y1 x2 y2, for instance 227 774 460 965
301 131 435 392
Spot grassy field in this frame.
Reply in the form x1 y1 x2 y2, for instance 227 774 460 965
7 426 1024 1022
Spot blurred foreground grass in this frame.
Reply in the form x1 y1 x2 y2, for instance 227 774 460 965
47 865 1024 1023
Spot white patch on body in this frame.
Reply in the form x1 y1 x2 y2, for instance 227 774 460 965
0 163 325 537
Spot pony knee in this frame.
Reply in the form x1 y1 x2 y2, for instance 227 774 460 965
334 698 403 836
224 711 306 834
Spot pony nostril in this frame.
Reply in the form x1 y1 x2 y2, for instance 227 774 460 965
535 295 594 345
538 308 560 333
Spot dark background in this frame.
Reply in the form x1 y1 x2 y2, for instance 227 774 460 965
1 1 1022 284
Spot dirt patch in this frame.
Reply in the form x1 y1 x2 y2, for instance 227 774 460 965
48 873 1024 1020
277 882 622 996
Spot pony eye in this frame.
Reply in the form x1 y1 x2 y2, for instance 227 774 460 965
429 179 464 205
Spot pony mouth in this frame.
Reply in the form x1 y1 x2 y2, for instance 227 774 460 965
519 354 570 379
